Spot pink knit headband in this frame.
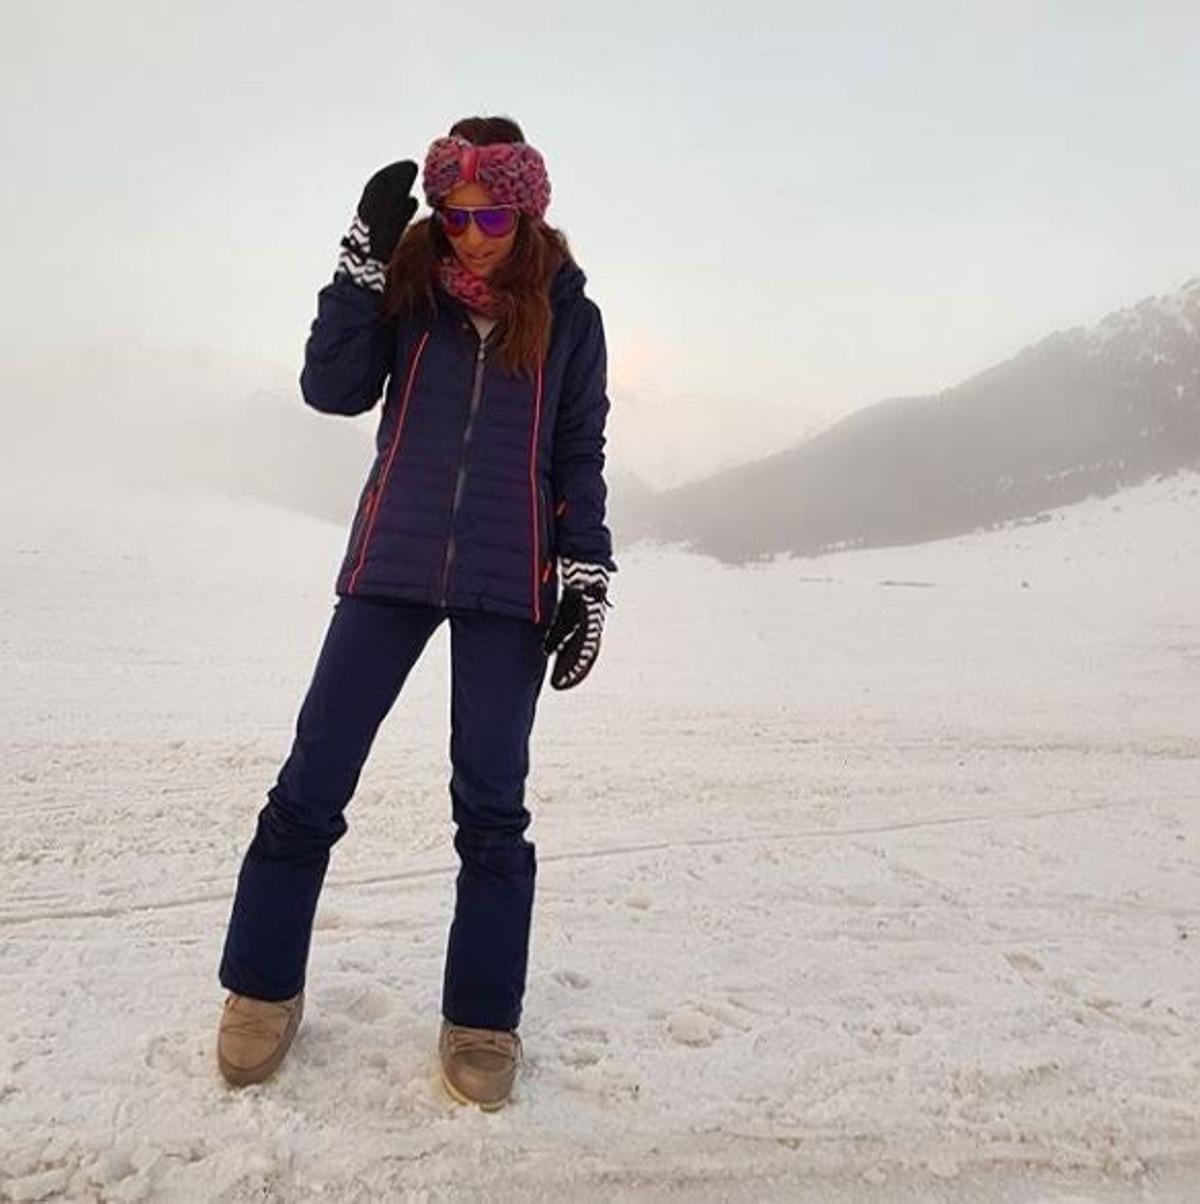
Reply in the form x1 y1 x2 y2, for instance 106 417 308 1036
422 134 552 220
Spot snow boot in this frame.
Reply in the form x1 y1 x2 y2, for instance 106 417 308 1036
438 1019 522 1110
217 990 304 1087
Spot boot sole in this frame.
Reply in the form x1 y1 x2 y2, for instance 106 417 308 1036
218 995 304 1088
439 1063 510 1111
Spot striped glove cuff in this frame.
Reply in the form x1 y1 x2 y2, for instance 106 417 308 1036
561 557 613 607
335 215 388 294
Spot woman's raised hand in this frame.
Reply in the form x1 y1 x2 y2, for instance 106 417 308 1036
335 161 420 293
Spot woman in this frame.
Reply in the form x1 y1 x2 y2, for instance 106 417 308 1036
215 115 617 1110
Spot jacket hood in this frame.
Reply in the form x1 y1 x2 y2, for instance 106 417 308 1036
551 258 588 306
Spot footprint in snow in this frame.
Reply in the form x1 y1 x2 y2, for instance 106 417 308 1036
561 1025 609 1044
323 983 394 1024
1004 951 1044 974
667 1008 719 1047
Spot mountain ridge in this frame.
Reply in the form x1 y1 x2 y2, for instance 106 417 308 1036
641 276 1200 561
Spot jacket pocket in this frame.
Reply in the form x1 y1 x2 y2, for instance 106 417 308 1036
350 481 379 562
537 481 552 558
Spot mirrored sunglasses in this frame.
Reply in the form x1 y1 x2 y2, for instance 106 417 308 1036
436 204 520 239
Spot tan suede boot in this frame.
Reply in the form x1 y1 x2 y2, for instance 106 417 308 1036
438 1019 522 1110
217 990 304 1087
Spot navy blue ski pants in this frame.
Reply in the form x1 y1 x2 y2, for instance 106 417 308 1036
218 594 549 1031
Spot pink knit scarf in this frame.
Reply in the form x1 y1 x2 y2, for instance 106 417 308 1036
436 256 503 318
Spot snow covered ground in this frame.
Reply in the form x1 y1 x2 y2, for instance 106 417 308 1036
2 457 1199 1201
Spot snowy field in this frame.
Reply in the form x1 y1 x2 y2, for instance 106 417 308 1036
2 462 1199 1202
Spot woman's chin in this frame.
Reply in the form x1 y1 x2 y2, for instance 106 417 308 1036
460 254 498 279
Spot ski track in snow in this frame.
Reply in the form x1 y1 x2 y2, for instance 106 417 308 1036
2 468 1200 1202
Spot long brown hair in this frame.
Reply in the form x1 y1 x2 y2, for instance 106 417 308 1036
384 115 574 380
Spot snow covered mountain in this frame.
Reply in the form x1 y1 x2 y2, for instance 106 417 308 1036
645 277 1200 562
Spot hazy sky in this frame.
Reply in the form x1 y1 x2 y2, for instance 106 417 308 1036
4 1 1199 486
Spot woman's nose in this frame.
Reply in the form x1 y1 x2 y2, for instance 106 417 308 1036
463 218 486 248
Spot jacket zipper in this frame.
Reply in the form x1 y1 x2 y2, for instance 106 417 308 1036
439 327 489 606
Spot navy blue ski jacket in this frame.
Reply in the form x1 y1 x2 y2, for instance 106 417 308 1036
299 260 617 627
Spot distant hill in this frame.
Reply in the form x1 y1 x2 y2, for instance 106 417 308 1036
645 277 1200 561
8 279 1196 564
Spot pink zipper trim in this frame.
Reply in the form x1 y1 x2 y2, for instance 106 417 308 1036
527 359 545 623
347 330 431 594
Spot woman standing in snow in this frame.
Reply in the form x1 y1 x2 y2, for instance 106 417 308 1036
214 115 617 1109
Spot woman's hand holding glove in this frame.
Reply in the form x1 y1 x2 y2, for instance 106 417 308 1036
335 160 420 293
543 558 614 690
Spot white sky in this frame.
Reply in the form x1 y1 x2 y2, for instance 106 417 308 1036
3 1 1199 486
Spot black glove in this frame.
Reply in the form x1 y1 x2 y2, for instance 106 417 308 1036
334 160 420 293
543 558 614 690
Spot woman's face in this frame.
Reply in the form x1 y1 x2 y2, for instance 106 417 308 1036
442 181 518 279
